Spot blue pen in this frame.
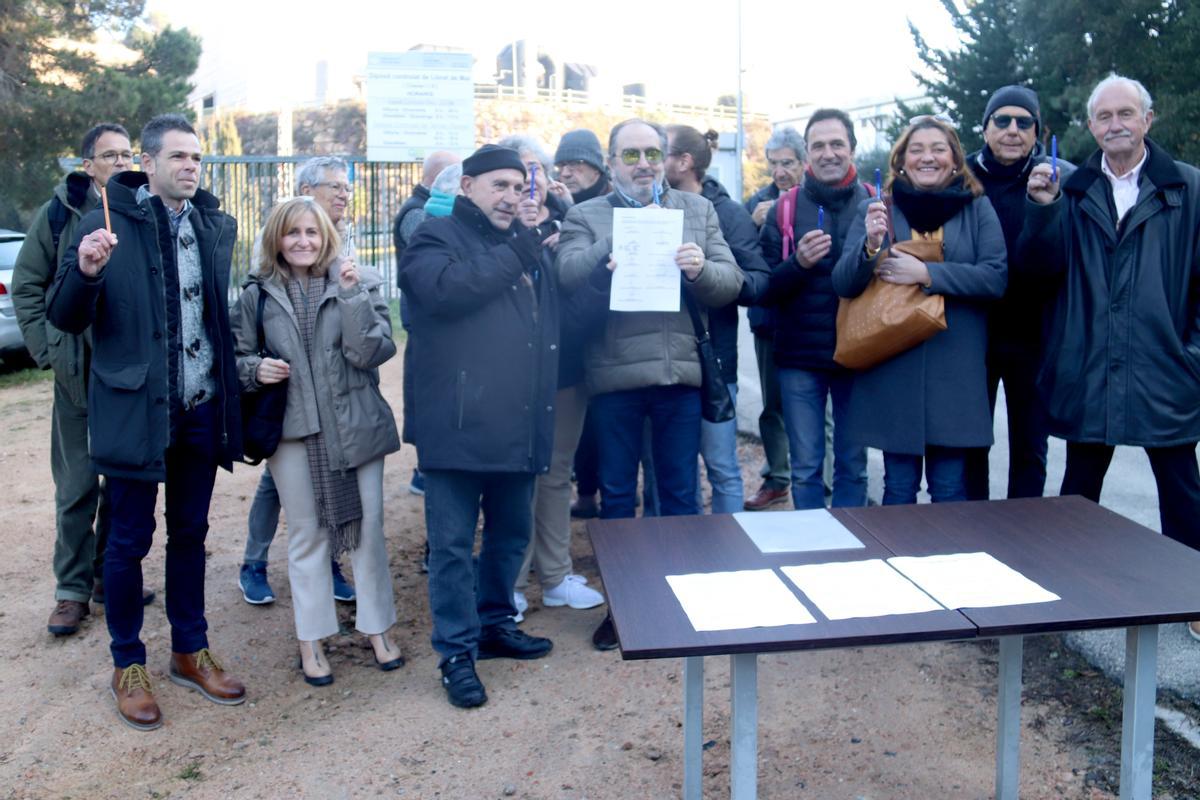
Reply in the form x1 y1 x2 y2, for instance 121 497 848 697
652 181 661 206
874 168 882 199
529 163 538 200
817 205 825 232
1051 135 1058 182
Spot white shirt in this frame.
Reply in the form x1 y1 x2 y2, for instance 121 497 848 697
1101 147 1148 223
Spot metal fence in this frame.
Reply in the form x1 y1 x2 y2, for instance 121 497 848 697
201 156 420 298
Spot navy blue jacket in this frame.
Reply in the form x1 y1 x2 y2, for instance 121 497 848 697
762 175 870 371
701 177 770 383
399 195 558 473
46 170 242 480
743 182 782 336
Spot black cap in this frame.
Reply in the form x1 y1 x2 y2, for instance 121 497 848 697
554 129 606 173
462 144 526 178
982 86 1041 135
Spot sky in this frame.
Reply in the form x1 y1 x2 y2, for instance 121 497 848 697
143 0 964 116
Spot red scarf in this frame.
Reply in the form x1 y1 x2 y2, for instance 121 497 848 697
805 162 859 189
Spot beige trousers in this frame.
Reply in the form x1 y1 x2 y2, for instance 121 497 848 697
268 441 396 641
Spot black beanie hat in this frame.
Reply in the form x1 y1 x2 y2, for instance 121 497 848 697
982 86 1041 135
553 129 606 173
462 144 527 178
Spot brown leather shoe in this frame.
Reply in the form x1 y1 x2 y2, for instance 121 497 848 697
169 649 246 705
110 664 163 730
47 600 89 636
743 482 790 511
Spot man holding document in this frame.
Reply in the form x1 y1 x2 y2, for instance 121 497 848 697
557 118 742 648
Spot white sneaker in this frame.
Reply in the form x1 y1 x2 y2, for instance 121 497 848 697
512 590 528 624
542 574 606 610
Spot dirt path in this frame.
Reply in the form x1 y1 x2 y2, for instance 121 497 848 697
0 363 1112 799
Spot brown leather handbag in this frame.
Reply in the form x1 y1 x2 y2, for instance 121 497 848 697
833 221 948 370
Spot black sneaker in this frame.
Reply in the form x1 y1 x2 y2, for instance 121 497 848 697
477 625 553 660
592 614 619 651
441 654 487 708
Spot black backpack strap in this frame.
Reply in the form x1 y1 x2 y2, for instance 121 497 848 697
47 196 70 254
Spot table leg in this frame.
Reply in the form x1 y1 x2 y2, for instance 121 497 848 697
995 635 1023 800
730 653 758 800
684 656 704 800
1119 625 1159 800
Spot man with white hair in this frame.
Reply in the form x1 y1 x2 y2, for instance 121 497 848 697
1022 75 1200 641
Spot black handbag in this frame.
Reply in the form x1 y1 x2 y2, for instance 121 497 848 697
683 290 735 424
240 288 288 464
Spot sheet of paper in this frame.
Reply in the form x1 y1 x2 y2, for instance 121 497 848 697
610 207 684 312
887 552 1060 609
665 569 816 632
781 560 944 620
733 509 865 554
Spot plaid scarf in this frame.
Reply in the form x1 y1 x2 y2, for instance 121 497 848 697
286 274 362 556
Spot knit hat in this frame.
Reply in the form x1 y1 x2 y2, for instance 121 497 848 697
462 144 526 178
982 86 1041 135
553 129 606 173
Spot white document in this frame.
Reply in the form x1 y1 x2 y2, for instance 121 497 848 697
610 207 684 312
781 560 944 620
665 569 816 632
887 552 1060 609
733 509 865 554
366 52 475 162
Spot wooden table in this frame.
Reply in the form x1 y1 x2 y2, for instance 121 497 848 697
588 496 1200 800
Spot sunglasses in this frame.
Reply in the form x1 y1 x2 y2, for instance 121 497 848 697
991 114 1036 131
618 147 664 165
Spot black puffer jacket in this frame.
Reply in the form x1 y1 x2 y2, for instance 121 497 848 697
46 170 242 480
1017 139 1200 447
762 174 870 371
744 182 782 336
399 195 559 473
700 177 769 383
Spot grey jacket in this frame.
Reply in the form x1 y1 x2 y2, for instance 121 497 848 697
832 194 1008 455
11 173 97 407
232 263 400 471
555 188 744 395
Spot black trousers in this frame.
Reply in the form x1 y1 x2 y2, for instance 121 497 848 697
1061 441 1200 552
965 349 1049 501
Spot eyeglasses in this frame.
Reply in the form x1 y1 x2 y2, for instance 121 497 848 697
990 113 1036 131
617 148 664 165
313 181 354 194
92 150 135 164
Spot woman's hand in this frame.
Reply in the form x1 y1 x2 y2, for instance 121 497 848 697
542 231 561 250
338 258 360 290
675 242 705 280
256 357 290 384
876 250 931 287
865 201 889 252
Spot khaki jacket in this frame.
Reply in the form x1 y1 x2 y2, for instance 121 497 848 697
232 263 400 471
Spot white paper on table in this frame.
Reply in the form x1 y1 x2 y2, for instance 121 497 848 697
610 207 684 312
665 569 816 632
733 509 865 554
781 560 944 620
887 552 1060 609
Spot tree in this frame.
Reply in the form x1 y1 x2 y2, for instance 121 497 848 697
0 1 200 218
907 0 1200 164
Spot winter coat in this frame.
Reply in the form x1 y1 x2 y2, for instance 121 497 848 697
232 264 400 471
393 183 431 291
1017 139 1200 447
744 182 782 336
555 188 743 396
968 143 1076 360
11 173 97 407
700 176 769 383
832 194 1008 455
762 175 871 371
399 195 559 474
46 170 242 480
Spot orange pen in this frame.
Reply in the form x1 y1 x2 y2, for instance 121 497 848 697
100 185 112 234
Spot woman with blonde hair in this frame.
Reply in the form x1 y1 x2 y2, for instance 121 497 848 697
232 197 402 685
832 116 1007 504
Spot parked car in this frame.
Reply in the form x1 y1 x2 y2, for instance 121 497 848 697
0 229 33 364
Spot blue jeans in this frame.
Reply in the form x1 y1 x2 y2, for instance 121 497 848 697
243 467 279 563
423 469 535 666
778 368 867 509
105 401 219 667
591 385 701 519
882 446 968 505
699 382 744 513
